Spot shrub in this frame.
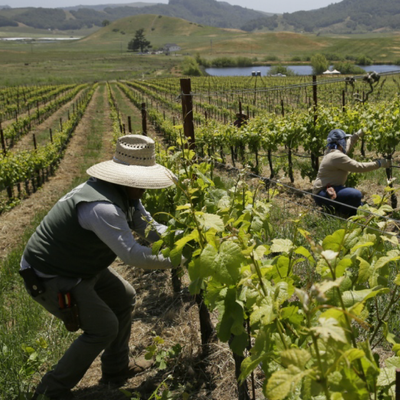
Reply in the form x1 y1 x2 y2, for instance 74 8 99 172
323 53 344 61
211 57 236 67
182 57 203 76
311 53 329 75
356 54 373 66
333 61 365 74
210 57 255 68
195 53 210 67
236 57 253 67
268 64 296 76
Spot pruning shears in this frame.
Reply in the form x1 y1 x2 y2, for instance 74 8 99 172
58 292 72 309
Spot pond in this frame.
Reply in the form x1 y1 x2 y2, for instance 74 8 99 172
205 64 400 76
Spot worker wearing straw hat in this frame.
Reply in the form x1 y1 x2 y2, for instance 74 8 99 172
20 135 177 400
313 129 391 217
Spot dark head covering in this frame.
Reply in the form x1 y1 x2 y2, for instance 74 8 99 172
326 129 352 154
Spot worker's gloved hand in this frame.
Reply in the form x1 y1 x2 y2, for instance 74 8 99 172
378 159 392 168
356 128 364 136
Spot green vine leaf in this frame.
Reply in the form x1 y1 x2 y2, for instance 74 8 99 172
322 229 345 252
195 212 225 232
311 318 347 343
342 287 390 307
199 241 244 285
266 365 313 400
280 348 312 370
250 297 276 327
271 239 294 254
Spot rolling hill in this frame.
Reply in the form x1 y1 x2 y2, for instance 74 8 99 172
0 0 264 31
62 2 159 12
242 0 400 33
73 14 400 64
2 0 399 34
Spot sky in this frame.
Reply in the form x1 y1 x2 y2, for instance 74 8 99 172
5 0 340 14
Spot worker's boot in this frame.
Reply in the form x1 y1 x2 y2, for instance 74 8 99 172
100 357 154 386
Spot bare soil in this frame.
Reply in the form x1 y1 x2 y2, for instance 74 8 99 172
3 83 392 400
72 265 250 400
0 85 256 400
10 90 85 153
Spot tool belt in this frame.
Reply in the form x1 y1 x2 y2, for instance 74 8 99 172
19 267 46 297
19 268 80 332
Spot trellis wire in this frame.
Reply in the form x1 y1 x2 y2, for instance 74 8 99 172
182 70 400 98
212 160 400 238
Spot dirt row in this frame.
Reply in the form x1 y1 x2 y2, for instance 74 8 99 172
0 83 250 400
0 85 112 261
9 89 86 153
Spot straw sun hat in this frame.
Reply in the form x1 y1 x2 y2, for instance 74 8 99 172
86 135 176 189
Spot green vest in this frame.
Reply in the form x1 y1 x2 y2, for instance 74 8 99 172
24 178 132 279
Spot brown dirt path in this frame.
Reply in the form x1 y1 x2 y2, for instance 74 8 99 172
110 82 161 140
71 86 249 400
0 84 114 262
9 89 86 153
1 84 258 400
1 87 77 133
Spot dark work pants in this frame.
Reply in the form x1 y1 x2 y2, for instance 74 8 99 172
29 267 136 397
314 185 363 217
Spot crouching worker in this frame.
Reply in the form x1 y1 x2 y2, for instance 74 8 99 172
21 135 177 400
312 128 391 217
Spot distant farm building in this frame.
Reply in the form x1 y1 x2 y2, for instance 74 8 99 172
163 43 181 52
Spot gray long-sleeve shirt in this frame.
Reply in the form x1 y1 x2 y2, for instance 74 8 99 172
77 200 172 269
21 199 172 277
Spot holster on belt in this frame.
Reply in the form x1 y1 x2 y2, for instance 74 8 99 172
19 268 46 297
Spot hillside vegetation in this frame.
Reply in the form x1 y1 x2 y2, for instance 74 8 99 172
77 15 400 64
0 14 400 88
0 0 263 32
1 0 400 34
243 0 400 33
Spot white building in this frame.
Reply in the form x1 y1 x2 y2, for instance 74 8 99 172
163 43 181 52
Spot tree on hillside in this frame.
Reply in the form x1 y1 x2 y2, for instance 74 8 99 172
311 53 329 75
128 29 152 52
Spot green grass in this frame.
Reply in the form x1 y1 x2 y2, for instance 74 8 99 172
111 83 143 134
0 15 399 397
0 83 111 400
0 14 399 87
0 213 73 400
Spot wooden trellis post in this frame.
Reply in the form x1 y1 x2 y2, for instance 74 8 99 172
180 78 195 149
1 129 6 155
311 75 319 173
141 103 147 136
32 134 37 150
